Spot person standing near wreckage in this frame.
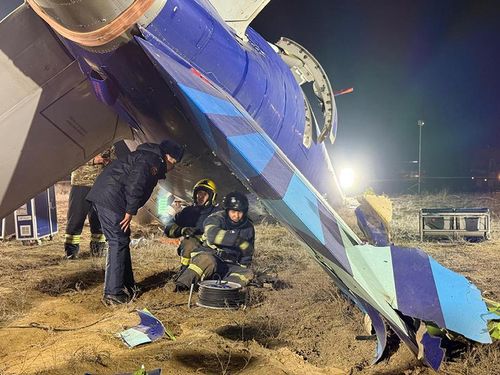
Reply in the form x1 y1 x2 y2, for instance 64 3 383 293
65 147 115 259
175 191 255 291
87 140 184 306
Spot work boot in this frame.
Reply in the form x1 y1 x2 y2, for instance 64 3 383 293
173 265 188 281
173 282 190 293
90 241 107 257
64 243 80 260
175 268 199 291
101 294 130 307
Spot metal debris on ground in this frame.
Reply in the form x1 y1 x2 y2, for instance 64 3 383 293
118 308 174 348
355 191 392 246
130 237 149 248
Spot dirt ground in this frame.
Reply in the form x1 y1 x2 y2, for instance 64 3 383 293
0 184 498 375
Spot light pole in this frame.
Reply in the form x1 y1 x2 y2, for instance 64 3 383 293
417 120 425 194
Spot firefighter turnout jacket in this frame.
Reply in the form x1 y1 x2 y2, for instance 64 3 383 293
202 211 255 266
164 204 220 239
165 204 221 268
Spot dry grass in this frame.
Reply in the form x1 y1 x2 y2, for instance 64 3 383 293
0 185 498 374
441 341 500 375
67 345 112 368
0 287 31 322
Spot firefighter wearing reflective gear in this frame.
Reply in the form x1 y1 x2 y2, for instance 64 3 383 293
176 191 255 290
164 179 220 270
65 147 115 259
87 140 184 306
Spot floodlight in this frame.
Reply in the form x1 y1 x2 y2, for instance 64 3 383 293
339 168 355 190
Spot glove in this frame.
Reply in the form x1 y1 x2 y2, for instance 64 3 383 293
181 227 197 237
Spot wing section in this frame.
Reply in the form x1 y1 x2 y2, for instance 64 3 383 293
0 5 132 217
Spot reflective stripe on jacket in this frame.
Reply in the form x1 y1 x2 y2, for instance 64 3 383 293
202 211 255 265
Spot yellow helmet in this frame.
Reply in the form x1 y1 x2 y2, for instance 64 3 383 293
193 178 217 206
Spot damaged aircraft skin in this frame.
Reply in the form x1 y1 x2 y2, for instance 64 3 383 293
0 0 497 369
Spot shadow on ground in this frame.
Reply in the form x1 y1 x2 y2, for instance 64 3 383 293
173 350 256 374
35 269 104 296
137 270 177 293
216 322 288 349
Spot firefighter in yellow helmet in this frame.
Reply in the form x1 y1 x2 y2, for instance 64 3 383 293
164 179 221 274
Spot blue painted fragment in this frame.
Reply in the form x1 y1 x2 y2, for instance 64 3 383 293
392 247 446 327
355 206 390 246
119 309 169 348
419 331 445 370
429 258 492 343
359 300 388 363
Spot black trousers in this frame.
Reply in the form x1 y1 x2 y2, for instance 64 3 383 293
65 185 104 256
94 204 135 296
66 185 102 235
66 185 102 237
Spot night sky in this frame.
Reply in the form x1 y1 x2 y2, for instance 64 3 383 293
253 0 500 181
2 1 499 182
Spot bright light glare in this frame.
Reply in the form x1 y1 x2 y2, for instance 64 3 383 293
339 168 355 189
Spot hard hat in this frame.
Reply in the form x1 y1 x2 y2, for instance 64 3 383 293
193 178 217 205
222 191 249 214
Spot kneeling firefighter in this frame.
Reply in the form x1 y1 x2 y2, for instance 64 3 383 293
175 191 255 291
164 179 220 271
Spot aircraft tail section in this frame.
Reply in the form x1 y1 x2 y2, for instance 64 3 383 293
0 5 132 217
135 31 497 369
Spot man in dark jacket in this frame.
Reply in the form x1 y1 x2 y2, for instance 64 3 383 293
87 140 184 306
175 191 255 291
164 178 220 273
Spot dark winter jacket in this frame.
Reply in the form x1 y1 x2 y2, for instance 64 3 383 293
86 143 167 215
202 211 255 265
164 204 221 238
